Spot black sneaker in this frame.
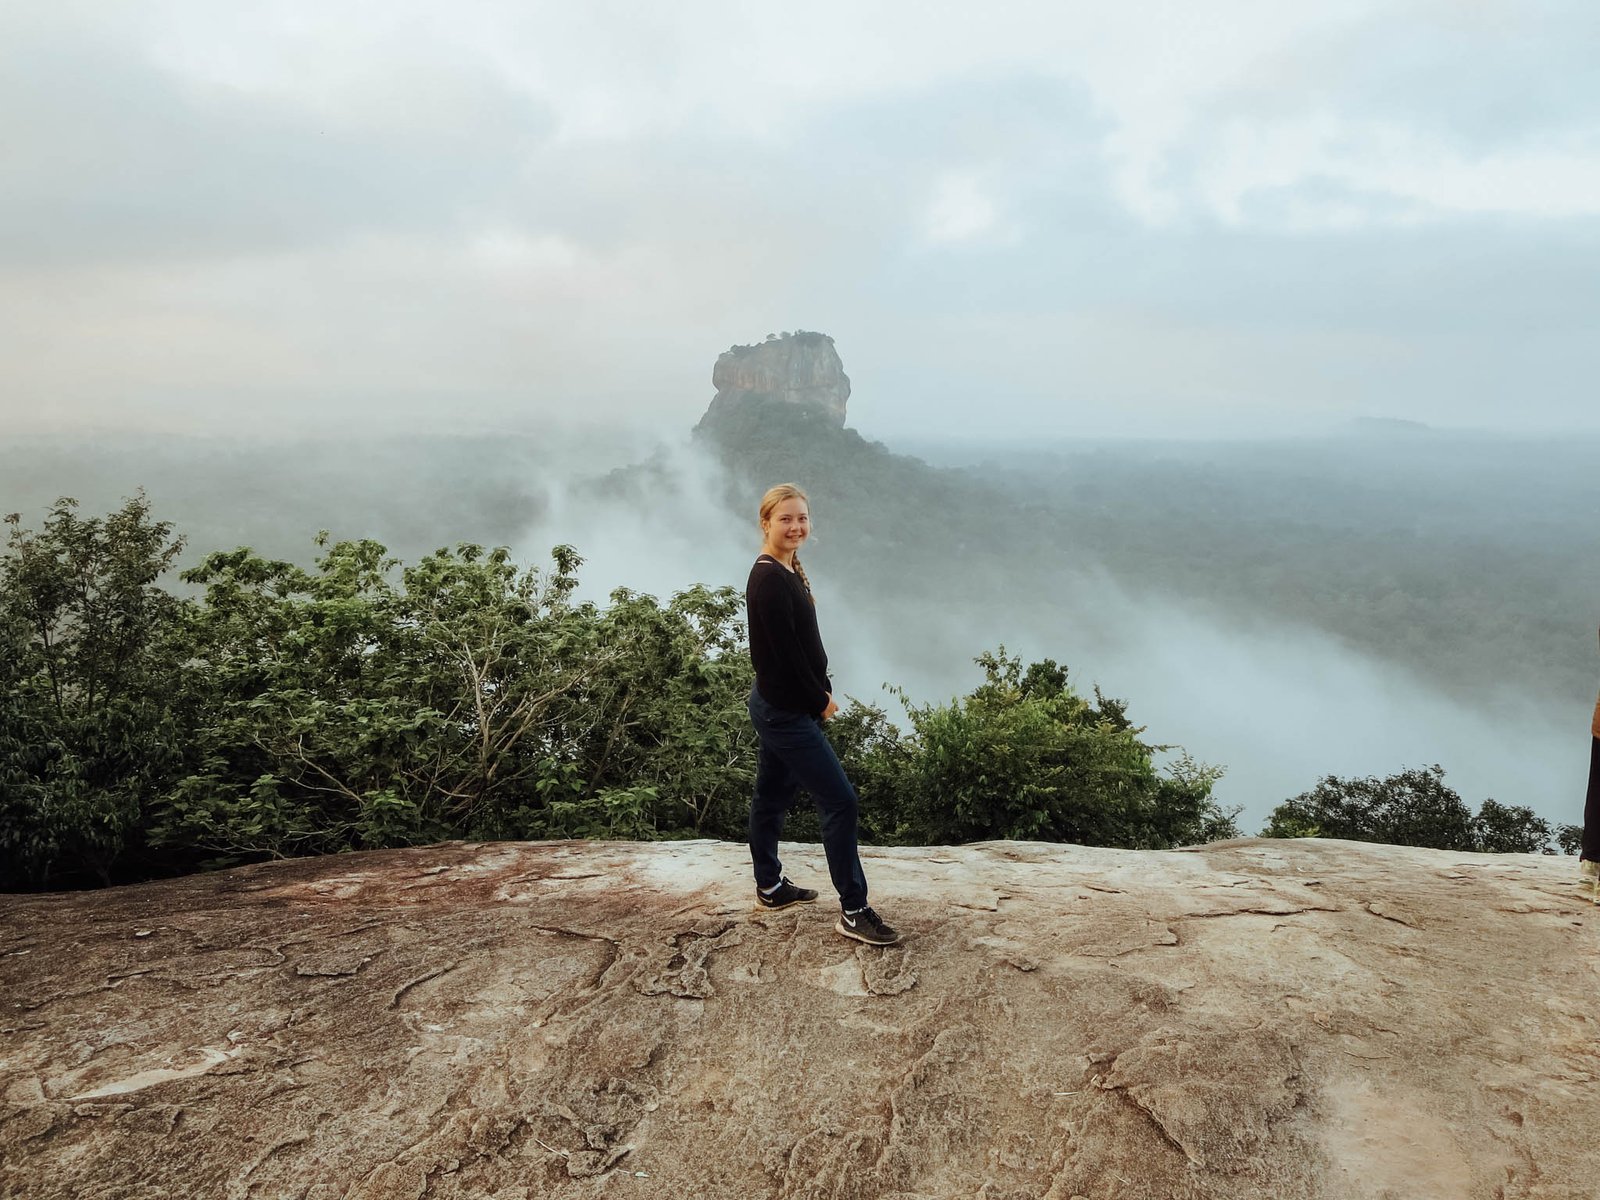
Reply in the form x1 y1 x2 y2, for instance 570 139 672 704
756 877 818 909
835 906 900 946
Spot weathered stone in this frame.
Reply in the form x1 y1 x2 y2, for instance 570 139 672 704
700 331 850 428
1 837 1596 1199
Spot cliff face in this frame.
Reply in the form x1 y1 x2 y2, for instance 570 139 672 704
2 838 1596 1199
699 331 850 429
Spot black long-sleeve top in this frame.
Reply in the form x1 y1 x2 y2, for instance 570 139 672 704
745 555 831 717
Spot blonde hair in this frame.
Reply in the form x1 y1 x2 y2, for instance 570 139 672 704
758 483 815 604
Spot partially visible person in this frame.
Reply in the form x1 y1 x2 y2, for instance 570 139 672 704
1582 626 1600 903
743 483 900 946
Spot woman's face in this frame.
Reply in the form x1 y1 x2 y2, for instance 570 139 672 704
763 497 810 554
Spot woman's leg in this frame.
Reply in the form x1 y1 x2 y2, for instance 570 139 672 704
797 735 870 912
747 691 868 910
1583 736 1600 863
749 738 799 890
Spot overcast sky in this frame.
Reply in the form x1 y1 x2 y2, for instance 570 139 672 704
3 0 1597 441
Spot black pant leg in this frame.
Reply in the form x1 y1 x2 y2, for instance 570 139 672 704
1583 737 1600 862
749 739 800 889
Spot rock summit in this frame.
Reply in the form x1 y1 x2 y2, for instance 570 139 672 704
2 837 1596 1199
699 331 850 429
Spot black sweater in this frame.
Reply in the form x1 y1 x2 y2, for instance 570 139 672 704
745 556 831 716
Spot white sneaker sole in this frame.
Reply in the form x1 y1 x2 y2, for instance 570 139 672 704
755 894 816 911
835 919 901 946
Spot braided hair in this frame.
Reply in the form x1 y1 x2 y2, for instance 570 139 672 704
792 555 814 603
758 482 815 605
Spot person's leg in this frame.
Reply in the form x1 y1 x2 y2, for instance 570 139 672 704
783 738 904 944
773 729 868 910
749 736 800 890
804 744 870 912
746 689 869 909
1583 736 1600 863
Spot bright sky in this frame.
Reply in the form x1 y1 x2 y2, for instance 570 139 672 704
2 0 1597 439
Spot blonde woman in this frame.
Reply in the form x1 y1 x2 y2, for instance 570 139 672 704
743 484 900 946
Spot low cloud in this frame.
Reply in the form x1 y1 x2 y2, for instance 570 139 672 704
513 437 1585 836
5 1 1599 440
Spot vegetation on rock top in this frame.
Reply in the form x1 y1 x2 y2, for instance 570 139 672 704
2 492 1571 892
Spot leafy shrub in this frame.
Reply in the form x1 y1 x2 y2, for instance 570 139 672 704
1262 765 1563 854
844 651 1236 849
0 496 188 887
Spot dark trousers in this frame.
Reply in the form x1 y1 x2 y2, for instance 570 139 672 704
1585 737 1600 862
746 687 869 910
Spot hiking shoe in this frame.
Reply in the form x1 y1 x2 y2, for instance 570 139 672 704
756 877 818 910
835 906 901 946
1581 859 1599 905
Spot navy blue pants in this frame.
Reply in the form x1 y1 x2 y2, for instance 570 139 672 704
747 687 869 910
1584 737 1599 862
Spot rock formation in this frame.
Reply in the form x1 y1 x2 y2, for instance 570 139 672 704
699 331 850 429
2 837 1597 1199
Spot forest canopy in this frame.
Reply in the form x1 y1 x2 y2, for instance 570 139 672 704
2 496 1238 891
1 496 1569 892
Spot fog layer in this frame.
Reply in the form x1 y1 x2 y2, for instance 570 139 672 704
514 435 1590 835
3 425 1590 837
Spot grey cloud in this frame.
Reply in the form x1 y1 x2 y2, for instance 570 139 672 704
1159 3 1600 156
1 6 1596 440
0 30 554 266
492 72 1109 274
738 74 1597 431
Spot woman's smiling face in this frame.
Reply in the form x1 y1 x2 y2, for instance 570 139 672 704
762 496 810 556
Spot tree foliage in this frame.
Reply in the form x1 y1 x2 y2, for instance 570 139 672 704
34 496 1582 894
156 540 763 865
836 651 1236 849
1261 764 1561 854
2 499 765 888
0 496 188 886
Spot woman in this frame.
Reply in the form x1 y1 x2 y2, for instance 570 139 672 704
1582 626 1600 903
744 483 900 946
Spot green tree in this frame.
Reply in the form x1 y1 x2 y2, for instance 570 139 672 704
154 539 615 861
571 583 755 838
827 699 915 844
152 535 760 863
853 650 1234 849
1263 765 1473 848
1262 765 1559 853
1472 798 1554 854
0 496 189 887
3 494 1257 890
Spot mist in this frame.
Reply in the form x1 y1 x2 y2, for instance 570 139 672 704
505 433 1590 836
3 416 1591 838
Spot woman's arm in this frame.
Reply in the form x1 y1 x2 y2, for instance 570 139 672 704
752 571 831 716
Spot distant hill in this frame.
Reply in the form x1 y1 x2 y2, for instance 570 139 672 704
689 394 1032 605
4 338 1595 714
1343 416 1434 435
0 430 618 572
684 360 1599 709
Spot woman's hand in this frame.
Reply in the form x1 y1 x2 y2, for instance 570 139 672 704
821 694 840 721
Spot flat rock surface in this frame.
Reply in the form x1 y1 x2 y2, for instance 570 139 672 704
2 837 1597 1200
